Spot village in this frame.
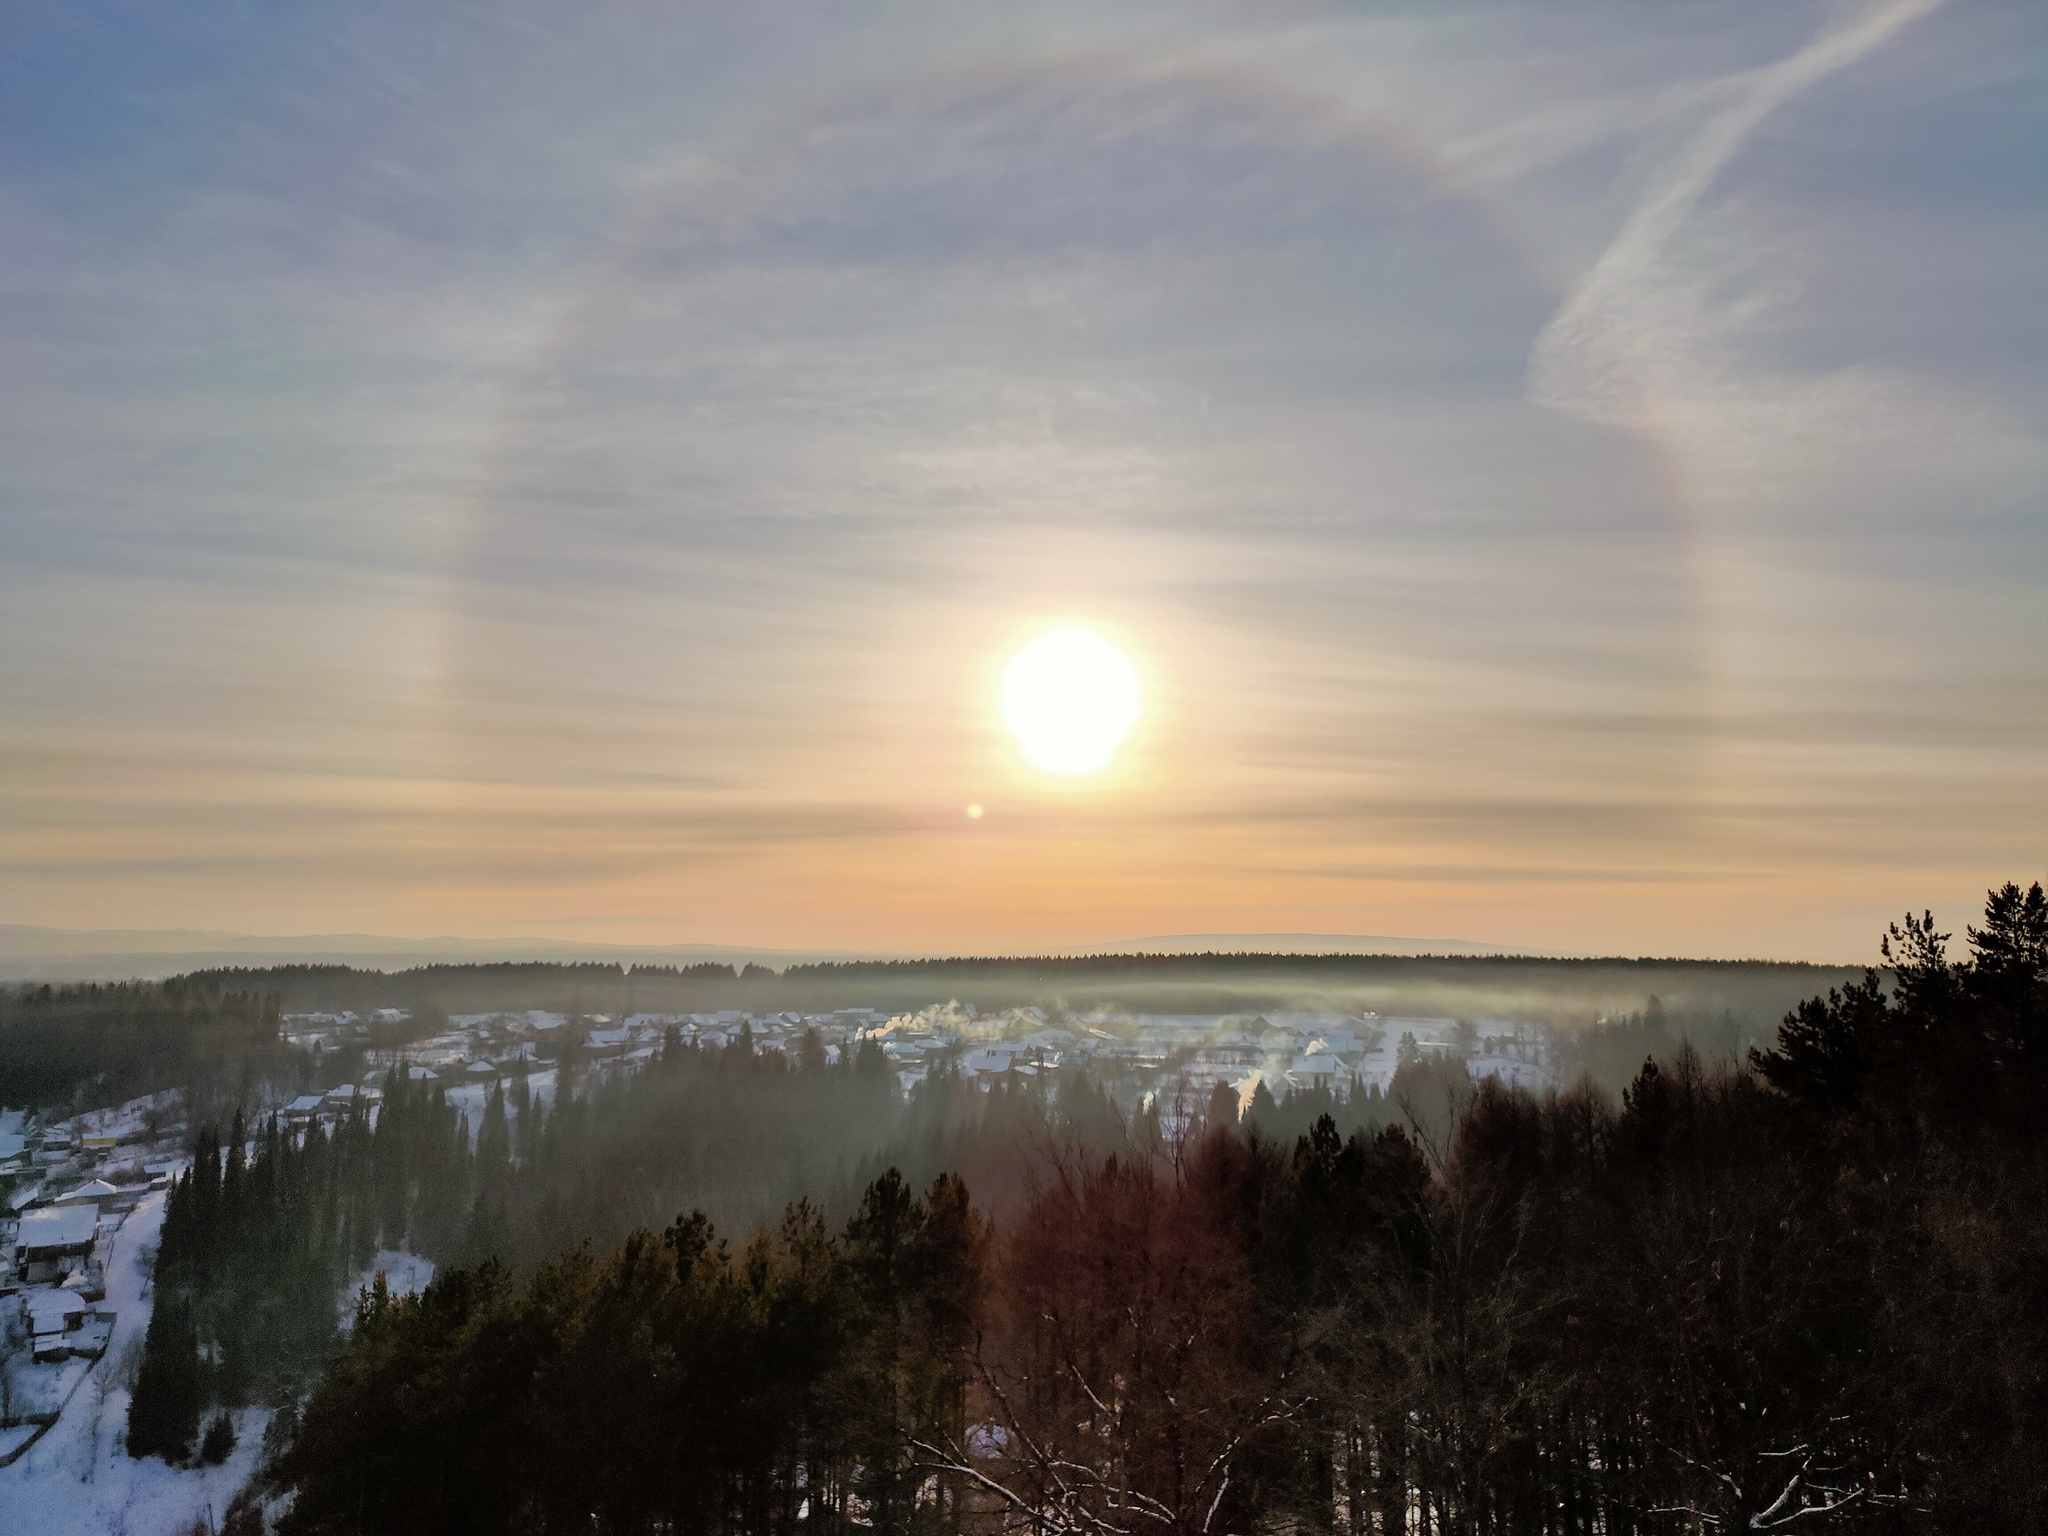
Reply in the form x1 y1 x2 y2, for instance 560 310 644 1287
270 999 1554 1134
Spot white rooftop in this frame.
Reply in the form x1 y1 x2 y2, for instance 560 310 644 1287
17 1206 99 1250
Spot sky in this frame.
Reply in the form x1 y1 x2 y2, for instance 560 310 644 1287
1 0 2043 962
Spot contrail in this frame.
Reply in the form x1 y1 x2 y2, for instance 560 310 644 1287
1528 0 1941 425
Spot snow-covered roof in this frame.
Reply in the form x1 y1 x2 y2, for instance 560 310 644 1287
1290 1055 1346 1076
53 1179 121 1204
27 1288 87 1328
286 1094 328 1114
16 1206 98 1251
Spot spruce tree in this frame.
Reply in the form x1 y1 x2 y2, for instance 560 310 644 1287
128 1294 203 1462
475 1082 509 1199
198 1408 237 1466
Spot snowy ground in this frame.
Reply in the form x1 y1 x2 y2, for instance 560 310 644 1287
442 1067 557 1146
341 1250 434 1327
0 1192 269 1536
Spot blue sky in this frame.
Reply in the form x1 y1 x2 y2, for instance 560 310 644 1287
2 0 2043 959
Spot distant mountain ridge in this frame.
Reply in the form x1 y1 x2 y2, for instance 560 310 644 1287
0 925 850 982
0 924 1541 982
1104 932 1554 958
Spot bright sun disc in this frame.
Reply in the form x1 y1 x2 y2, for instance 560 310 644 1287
1001 627 1140 775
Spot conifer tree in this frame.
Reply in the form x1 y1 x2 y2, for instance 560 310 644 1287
475 1082 509 1198
128 1294 203 1462
199 1408 237 1465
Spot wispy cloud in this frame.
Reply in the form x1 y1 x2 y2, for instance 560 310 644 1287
1527 0 1943 426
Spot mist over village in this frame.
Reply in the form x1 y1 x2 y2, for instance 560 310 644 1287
2 2 2044 1534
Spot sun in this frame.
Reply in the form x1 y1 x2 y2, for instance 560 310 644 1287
1001 626 1141 775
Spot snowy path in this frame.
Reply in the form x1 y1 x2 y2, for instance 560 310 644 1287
0 1192 268 1536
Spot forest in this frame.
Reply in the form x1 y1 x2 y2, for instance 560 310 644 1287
117 1019 1435 1467
109 883 2045 1533
0 977 287 1114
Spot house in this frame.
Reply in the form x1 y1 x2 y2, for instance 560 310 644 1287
959 1047 1016 1077
105 1167 160 1205
51 1178 133 1214
1288 1053 1349 1086
1192 1045 1260 1069
284 1093 330 1128
26 1287 89 1361
34 1127 76 1161
14 1205 98 1284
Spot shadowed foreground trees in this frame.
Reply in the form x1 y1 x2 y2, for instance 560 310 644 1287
277 1177 989 1536
270 884 2046 1535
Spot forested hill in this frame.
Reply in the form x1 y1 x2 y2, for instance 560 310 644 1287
146 950 1861 1022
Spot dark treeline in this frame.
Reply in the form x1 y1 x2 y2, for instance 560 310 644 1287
0 978 288 1113
262 883 2048 1535
154 953 1855 1032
